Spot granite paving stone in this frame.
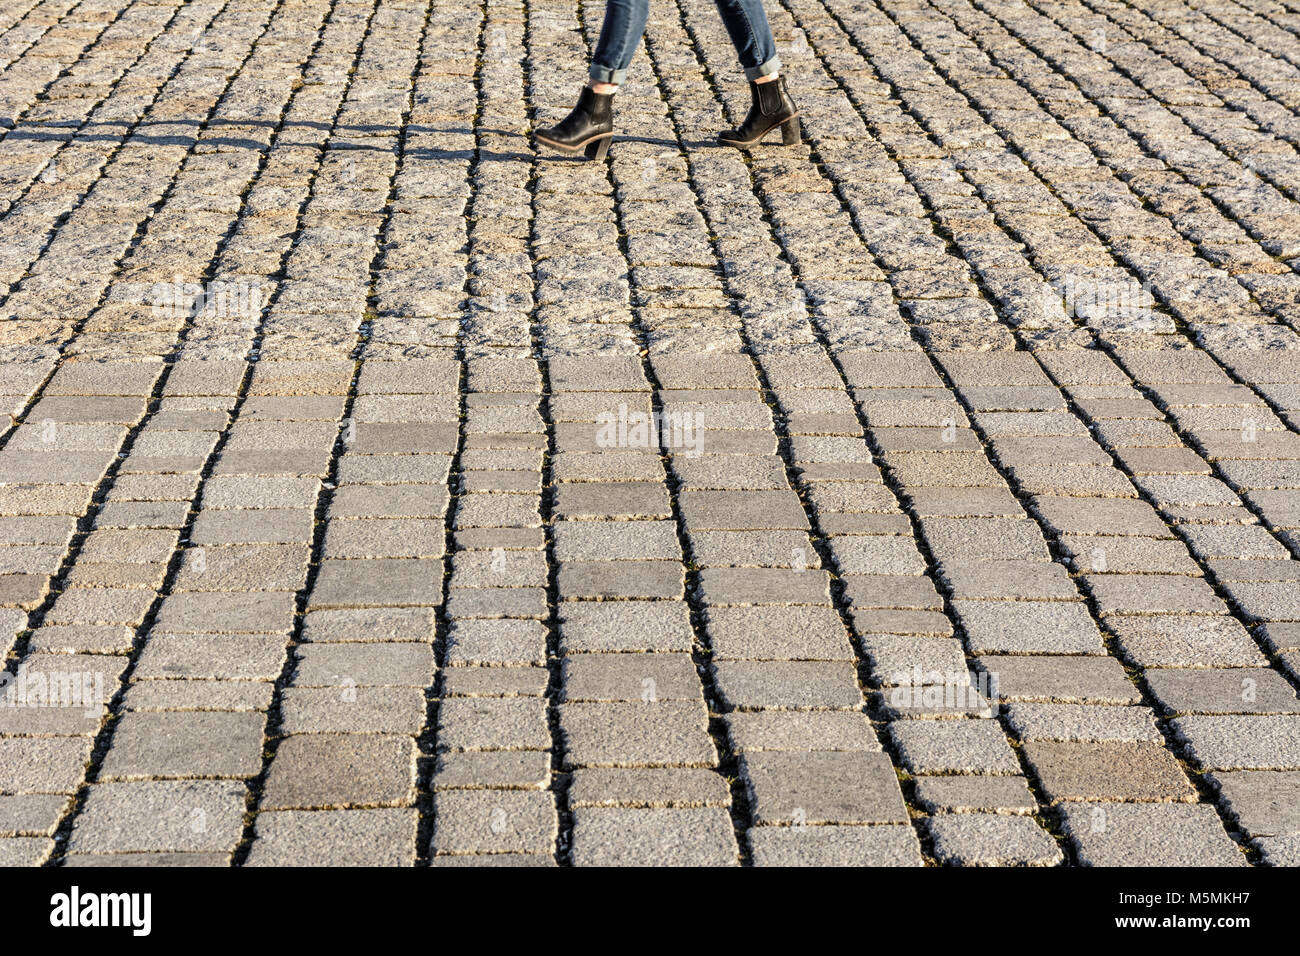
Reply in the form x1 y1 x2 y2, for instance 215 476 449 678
927 813 1062 866
1061 803 1246 867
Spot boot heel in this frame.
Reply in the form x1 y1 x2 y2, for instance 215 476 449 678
781 117 801 145
585 136 611 161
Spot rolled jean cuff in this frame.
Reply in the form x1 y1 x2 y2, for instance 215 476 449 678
588 63 627 85
744 55 781 81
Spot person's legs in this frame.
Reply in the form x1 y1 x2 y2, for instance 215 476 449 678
538 0 650 157
589 0 651 91
711 0 781 81
712 0 799 147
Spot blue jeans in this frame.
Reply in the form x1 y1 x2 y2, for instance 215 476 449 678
590 0 781 85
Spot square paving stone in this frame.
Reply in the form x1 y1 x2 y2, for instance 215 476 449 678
292 642 436 687
688 529 819 569
1005 704 1163 743
323 519 446 560
1032 496 1171 537
99 711 265 780
334 485 448 520
301 606 434 642
431 790 556 855
1061 803 1246 867
449 494 535 530
558 561 684 600
1172 715 1300 770
1180 524 1291 560
805 481 900 515
1058 536 1200 575
450 549 548 589
712 661 863 709
559 701 715 768
696 567 831 606
279 686 426 734
0 794 69 837
0 695 105 736
561 653 700 702
440 667 549 699
553 520 680 561
887 451 1005 487
1083 575 1226 616
673 454 787 490
570 807 737 866
446 619 547 666
190 508 314 545
928 813 1062 866
68 780 248 854
553 482 670 519
262 734 418 810
832 538 925 574
890 720 1021 774
652 353 758 389
906 487 1023 518
152 591 296 634
446 587 547 620
726 710 879 752
1021 741 1194 803
706 605 852 661
1110 615 1267 668
134 634 286 680
939 560 1078 600
173 545 310 591
438 697 551 751
0 737 94 793
861 635 970 683
309 559 442 609
567 768 732 808
123 680 273 713
749 824 923 866
841 574 943 611
678 491 809 530
953 600 1106 654
1145 668 1300 715
247 809 418 866
558 601 695 653
1208 770 1300 838
433 751 552 790
913 775 1038 814
921 517 1050 564
976 655 1139 704
849 608 952 637
740 751 908 825
44 587 155 626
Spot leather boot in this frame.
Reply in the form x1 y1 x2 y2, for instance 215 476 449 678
717 76 800 148
536 86 615 160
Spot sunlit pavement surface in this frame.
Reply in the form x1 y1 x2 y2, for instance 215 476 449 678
1 0 1300 867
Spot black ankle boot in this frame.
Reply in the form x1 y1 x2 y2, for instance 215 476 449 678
536 86 615 160
718 76 800 148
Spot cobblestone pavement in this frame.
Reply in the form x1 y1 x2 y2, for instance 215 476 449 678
0 0 1299 868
